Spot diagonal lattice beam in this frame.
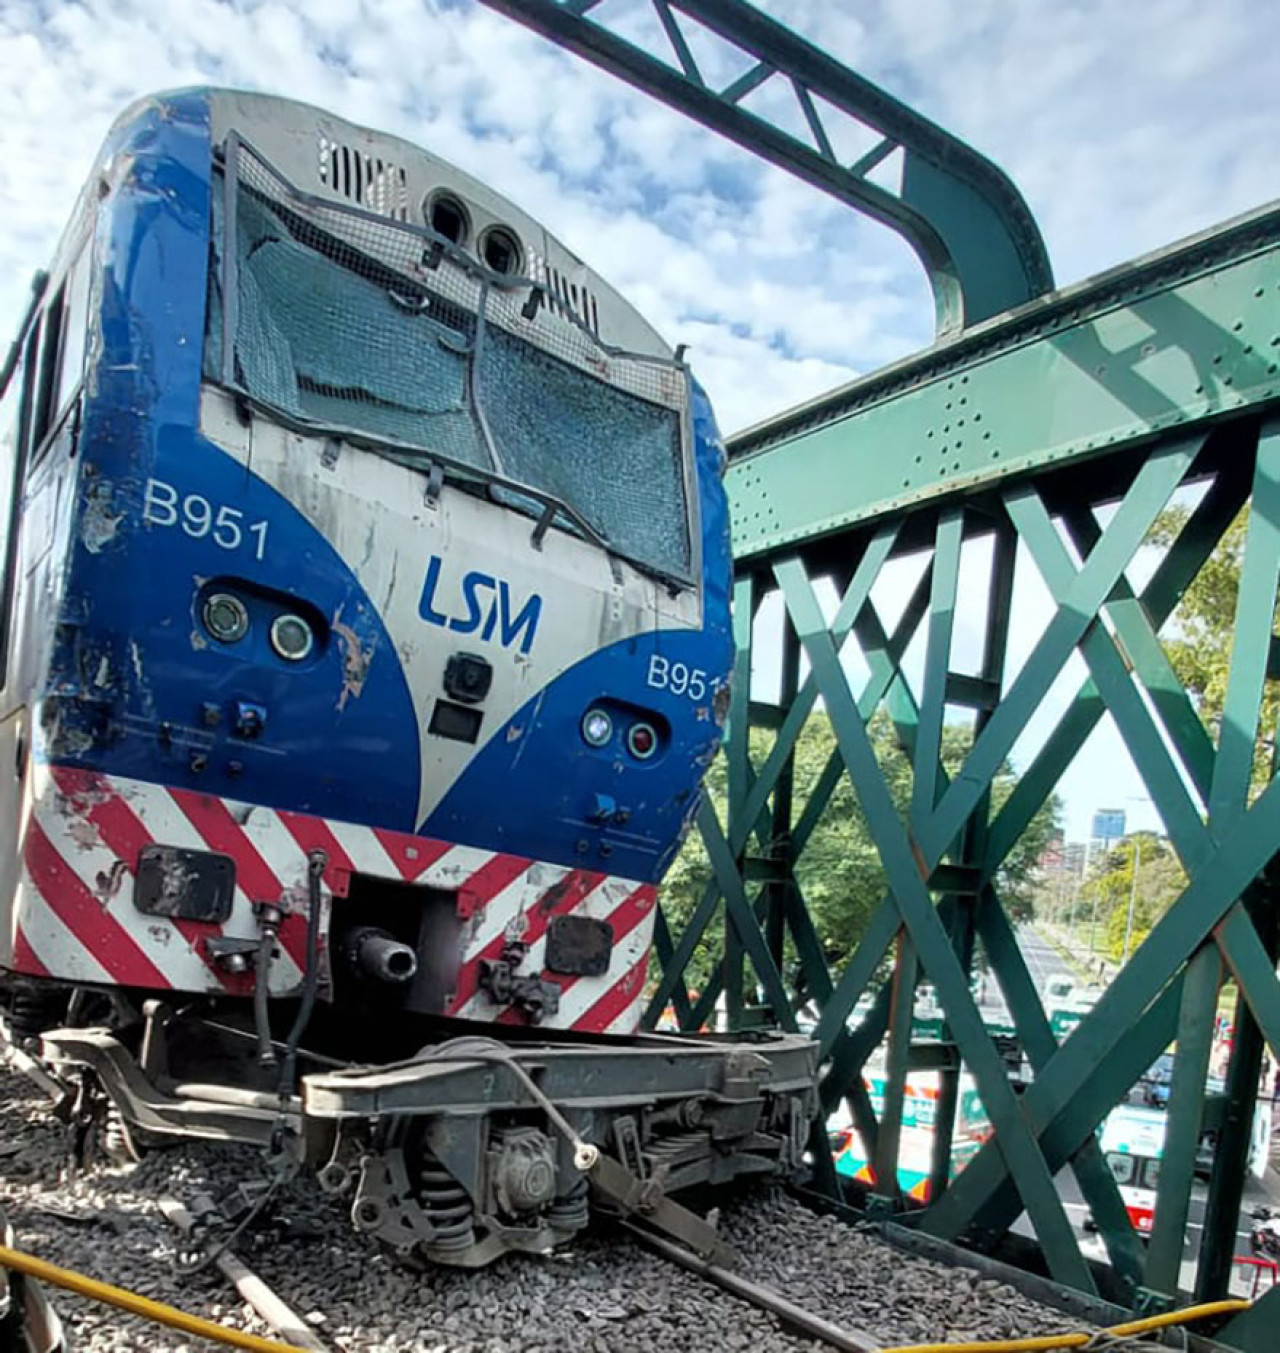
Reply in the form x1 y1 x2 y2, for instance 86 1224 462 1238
976 893 1147 1288
927 771 1280 1241
983 455 1253 870
696 796 796 1027
1061 506 1217 803
1005 483 1214 867
920 437 1202 865
951 972 1186 1247
643 527 900 1026
481 0 1052 332
777 553 1097 1292
768 438 1272 1285
788 507 1144 1269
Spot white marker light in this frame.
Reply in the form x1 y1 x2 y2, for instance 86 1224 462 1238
581 708 613 747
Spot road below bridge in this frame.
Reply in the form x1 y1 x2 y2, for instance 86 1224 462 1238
1008 924 1279 1299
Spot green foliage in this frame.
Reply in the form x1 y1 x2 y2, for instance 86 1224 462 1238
1151 503 1280 792
1079 833 1188 963
1054 500 1280 965
657 708 1061 1002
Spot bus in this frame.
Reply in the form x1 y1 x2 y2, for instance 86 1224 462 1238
1092 1099 1272 1237
829 1071 992 1201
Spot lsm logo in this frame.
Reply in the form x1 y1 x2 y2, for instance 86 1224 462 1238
418 556 542 655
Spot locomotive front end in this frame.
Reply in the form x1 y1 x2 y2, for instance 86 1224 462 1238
0 89 817 1268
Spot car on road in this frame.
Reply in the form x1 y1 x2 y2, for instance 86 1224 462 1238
1142 1052 1175 1108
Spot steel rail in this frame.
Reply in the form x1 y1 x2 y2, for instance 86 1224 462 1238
621 1219 882 1352
159 1197 334 1353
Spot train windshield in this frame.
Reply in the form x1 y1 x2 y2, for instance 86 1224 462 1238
204 140 693 582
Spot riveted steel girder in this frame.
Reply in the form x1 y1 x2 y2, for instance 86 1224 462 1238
668 405 1280 1346
484 3 1280 1341
657 408 1280 1339
479 0 1051 333
728 205 1280 560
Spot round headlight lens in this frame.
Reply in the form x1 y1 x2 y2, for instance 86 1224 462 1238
203 593 249 644
270 614 314 662
627 721 658 760
581 708 613 748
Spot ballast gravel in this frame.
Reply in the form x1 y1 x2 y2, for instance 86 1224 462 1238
0 1063 1090 1352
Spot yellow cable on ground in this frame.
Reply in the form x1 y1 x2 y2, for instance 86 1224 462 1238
879 1297 1250 1353
0 1243 313 1353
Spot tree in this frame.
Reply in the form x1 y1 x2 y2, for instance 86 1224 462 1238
658 709 1062 998
1150 504 1280 793
1079 833 1188 963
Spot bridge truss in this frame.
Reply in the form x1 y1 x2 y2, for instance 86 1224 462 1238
482 2 1280 1344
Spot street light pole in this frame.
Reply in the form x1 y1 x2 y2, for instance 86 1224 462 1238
1122 835 1142 965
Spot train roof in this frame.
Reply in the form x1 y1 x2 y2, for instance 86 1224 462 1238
102 87 673 362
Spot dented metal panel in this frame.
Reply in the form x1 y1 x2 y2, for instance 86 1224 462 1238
0 87 733 1037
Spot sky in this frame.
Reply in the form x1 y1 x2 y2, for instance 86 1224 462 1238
3 0 1279 841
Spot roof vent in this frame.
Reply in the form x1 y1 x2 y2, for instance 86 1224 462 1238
528 250 600 335
317 136 409 221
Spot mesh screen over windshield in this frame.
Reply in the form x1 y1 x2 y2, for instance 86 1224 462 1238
205 139 692 579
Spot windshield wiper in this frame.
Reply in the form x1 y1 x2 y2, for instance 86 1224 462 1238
528 496 607 554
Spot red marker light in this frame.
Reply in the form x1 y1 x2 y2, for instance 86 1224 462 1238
627 722 657 760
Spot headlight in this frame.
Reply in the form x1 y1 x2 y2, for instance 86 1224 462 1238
203 593 248 644
270 614 314 662
581 708 613 748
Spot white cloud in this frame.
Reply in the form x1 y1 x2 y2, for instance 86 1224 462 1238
2 0 1275 838
5 0 1275 431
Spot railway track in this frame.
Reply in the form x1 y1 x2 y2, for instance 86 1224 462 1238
0 1064 1098 1352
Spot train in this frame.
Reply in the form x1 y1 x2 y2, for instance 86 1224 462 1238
0 88 816 1266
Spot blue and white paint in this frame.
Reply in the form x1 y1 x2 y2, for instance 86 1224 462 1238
0 88 733 888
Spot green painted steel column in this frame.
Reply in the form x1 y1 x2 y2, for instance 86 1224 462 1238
873 930 919 1206
926 904 970 1206
767 623 802 971
928 518 1016 1206
1143 943 1222 1298
1198 884 1280 1300
912 510 963 823
1209 424 1280 836
724 573 756 1029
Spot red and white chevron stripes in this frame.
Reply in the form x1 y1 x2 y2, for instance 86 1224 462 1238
5 764 656 1036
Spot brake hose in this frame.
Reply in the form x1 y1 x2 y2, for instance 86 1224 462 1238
276 851 326 1098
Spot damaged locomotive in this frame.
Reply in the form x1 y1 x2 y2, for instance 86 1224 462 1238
0 89 816 1267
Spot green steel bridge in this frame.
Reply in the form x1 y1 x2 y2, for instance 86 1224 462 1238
483 3 1280 1344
